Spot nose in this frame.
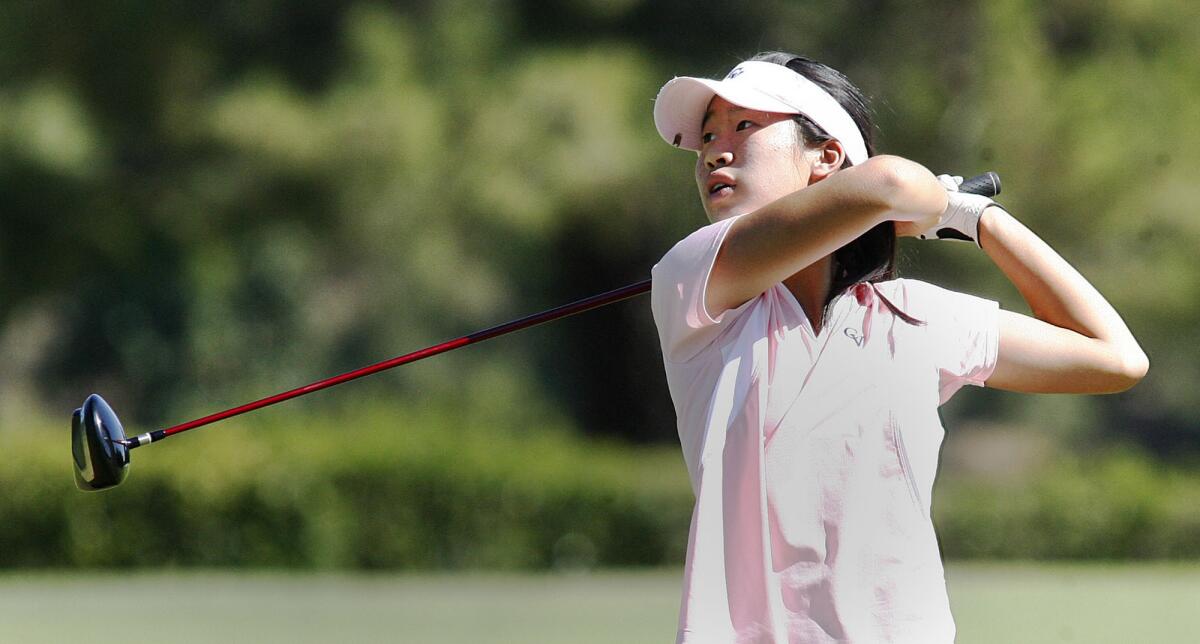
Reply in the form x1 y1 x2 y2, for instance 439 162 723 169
704 149 733 170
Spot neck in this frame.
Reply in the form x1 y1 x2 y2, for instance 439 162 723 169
783 257 834 333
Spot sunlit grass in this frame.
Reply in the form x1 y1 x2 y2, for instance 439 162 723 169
2 563 1198 643
947 561 1200 643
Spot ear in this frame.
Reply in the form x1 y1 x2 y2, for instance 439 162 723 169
807 139 846 182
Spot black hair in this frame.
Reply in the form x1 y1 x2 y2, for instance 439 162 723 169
747 51 895 308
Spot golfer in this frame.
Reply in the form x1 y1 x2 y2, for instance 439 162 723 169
650 52 1148 643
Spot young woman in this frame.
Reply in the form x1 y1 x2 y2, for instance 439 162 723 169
649 52 1148 643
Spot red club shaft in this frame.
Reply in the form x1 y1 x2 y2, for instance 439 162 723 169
123 172 1001 450
129 278 652 447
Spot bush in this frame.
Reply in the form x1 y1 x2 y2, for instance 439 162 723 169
3 410 1197 569
935 447 1200 560
1 403 693 570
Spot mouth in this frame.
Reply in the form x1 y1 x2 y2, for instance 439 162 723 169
709 182 733 197
706 175 736 201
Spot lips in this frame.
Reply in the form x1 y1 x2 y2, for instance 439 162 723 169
706 173 736 200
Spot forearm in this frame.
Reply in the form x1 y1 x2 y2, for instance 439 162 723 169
710 156 945 312
979 206 1149 390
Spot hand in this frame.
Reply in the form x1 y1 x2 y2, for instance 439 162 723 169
937 174 964 192
911 174 993 245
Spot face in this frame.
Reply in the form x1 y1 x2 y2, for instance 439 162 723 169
695 95 815 222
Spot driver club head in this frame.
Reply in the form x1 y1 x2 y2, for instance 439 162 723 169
71 394 130 491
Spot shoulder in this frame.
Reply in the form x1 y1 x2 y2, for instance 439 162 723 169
865 278 937 320
856 279 999 341
651 215 745 324
650 215 753 362
870 279 1000 357
872 278 989 315
872 277 942 299
652 216 742 281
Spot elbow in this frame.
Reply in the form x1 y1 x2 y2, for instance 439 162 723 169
859 155 946 218
1103 348 1149 393
1118 349 1150 391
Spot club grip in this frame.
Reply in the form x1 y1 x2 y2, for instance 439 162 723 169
958 171 1001 198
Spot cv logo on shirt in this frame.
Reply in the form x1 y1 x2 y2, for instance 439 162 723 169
844 328 865 347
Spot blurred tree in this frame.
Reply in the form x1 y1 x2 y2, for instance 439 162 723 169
0 0 1195 457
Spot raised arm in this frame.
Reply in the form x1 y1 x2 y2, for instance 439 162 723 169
707 155 947 315
980 206 1148 393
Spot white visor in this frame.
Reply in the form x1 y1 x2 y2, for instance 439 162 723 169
653 60 868 165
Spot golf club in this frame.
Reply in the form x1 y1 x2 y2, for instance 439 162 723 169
72 171 1002 491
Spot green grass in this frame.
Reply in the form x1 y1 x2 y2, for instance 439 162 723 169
1 563 1198 642
947 562 1200 643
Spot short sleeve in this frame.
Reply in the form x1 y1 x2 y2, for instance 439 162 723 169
894 279 1000 404
651 215 751 363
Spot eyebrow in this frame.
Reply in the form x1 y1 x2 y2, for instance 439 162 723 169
700 106 749 131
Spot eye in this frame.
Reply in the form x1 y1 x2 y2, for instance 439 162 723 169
736 119 754 131
701 132 715 144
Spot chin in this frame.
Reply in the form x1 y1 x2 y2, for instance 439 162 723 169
707 203 751 222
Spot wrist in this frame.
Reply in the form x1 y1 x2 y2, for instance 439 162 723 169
977 204 1009 251
916 192 992 246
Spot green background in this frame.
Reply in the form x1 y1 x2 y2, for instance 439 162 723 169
1 2 1198 639
4 564 1200 643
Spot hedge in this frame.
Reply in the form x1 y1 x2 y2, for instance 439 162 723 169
2 406 1198 568
2 403 694 570
935 449 1200 560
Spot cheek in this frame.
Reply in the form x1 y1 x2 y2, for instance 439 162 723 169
761 124 798 151
759 125 807 169
746 133 809 193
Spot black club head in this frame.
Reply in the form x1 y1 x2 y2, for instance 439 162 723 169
71 394 130 491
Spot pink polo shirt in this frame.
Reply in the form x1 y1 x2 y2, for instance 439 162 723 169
651 214 999 643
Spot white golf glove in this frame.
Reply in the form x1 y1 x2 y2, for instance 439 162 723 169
916 174 994 247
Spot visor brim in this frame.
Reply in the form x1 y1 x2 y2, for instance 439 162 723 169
653 76 800 151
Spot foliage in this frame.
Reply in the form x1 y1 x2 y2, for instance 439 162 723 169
3 411 1199 569
936 446 1200 559
0 0 1196 499
1 406 694 569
